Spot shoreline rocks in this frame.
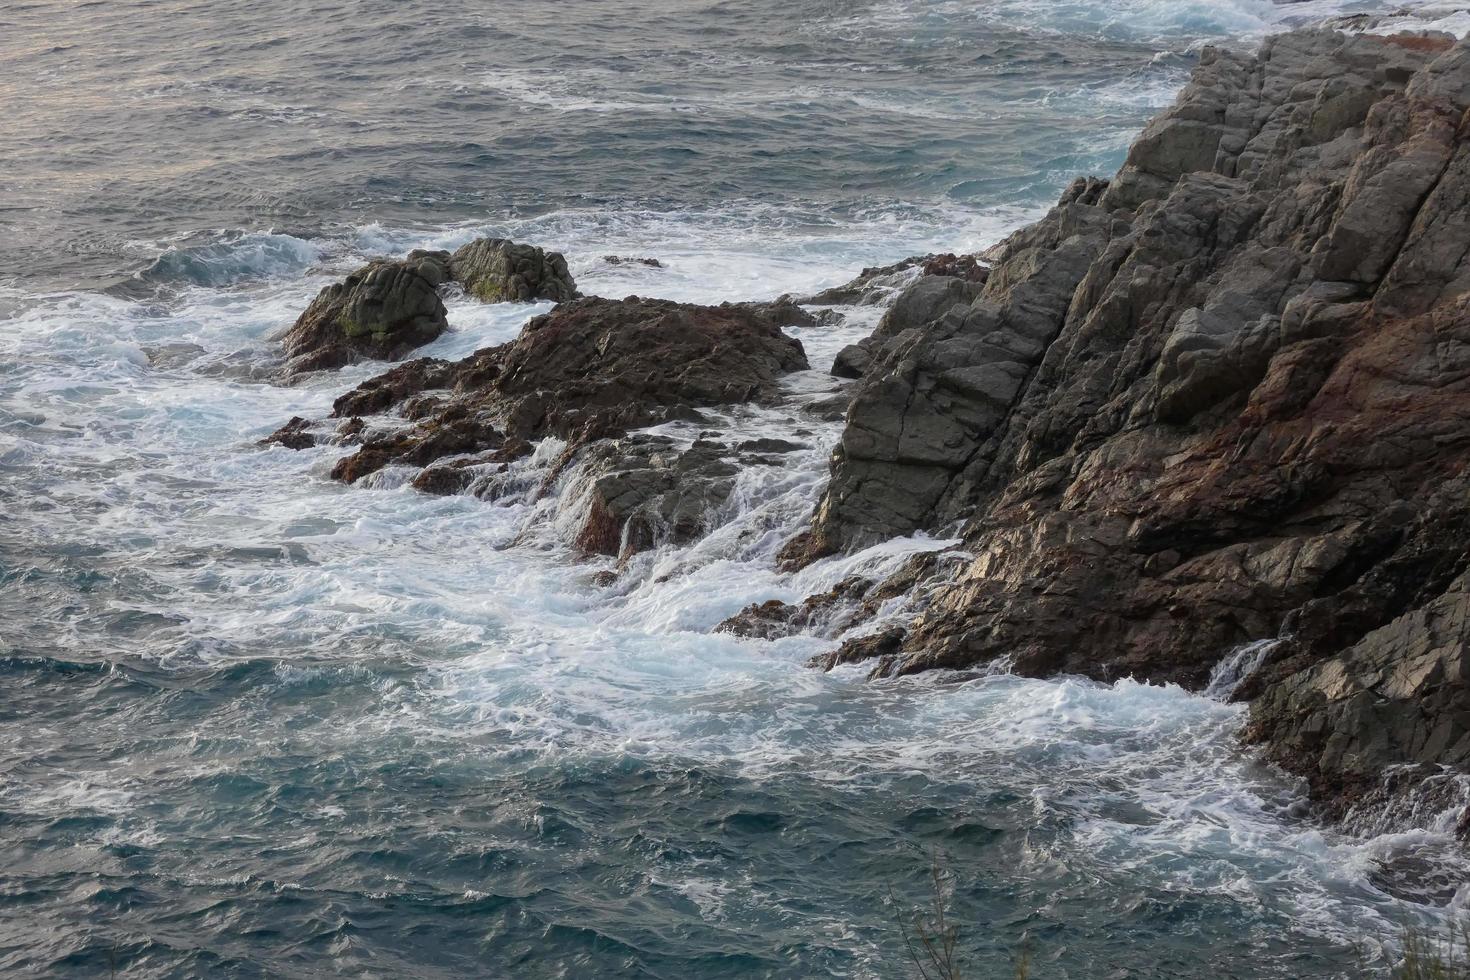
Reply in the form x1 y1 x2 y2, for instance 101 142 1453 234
768 28 1470 826
444 238 577 303
261 25 1470 832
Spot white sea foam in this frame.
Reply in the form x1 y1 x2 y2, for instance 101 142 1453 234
351 201 1036 306
1365 3 1470 36
1204 638 1280 700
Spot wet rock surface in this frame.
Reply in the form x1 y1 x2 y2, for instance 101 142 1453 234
329 295 807 452
791 254 933 306
831 270 988 380
602 255 664 268
1246 567 1470 817
778 29 1470 819
715 575 874 640
570 436 742 558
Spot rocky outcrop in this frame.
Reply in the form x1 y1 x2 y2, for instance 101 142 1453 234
280 252 451 375
774 29 1470 818
337 295 806 449
279 238 576 376
715 576 874 640
441 238 577 303
274 295 814 558
570 437 741 558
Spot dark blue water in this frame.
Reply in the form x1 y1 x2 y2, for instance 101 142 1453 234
2 0 1465 976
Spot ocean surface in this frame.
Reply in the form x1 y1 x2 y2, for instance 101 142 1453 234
3 1 1469 976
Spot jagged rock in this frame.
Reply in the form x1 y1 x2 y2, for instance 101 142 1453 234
921 253 989 282
830 273 988 380
259 417 317 450
332 358 458 418
1246 567 1470 817
780 29 1470 819
808 627 906 672
290 289 817 559
793 256 930 306
570 437 740 558
322 294 809 486
724 297 823 330
328 413 519 485
715 576 874 640
798 253 988 313
447 238 577 303
280 295 810 564
831 344 874 380
718 600 801 640
280 254 450 375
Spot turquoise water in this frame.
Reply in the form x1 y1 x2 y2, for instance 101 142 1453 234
2 1 1466 976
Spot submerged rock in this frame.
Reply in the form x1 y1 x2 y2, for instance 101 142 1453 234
715 575 875 640
778 29 1470 819
602 255 664 268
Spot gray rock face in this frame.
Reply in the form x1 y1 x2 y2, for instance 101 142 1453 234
1247 569 1470 813
783 29 1470 819
830 273 988 380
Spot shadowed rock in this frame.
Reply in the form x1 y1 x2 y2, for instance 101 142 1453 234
715 576 875 640
831 270 988 380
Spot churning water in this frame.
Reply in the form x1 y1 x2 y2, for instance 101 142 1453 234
2 0 1468 976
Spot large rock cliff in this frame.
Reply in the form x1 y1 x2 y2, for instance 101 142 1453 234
788 29 1470 817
